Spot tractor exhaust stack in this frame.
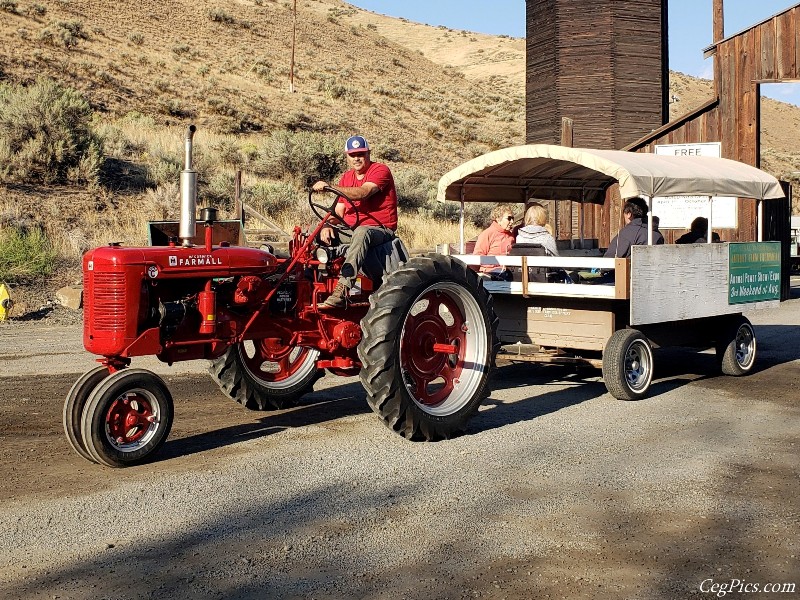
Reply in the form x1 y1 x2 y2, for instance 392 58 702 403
179 125 198 247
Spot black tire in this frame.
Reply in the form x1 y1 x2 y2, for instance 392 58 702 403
209 342 322 410
80 369 174 468
716 315 756 376
358 255 499 440
63 366 109 463
602 329 654 401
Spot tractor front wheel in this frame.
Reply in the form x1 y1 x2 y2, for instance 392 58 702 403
63 366 109 463
209 341 322 410
358 255 499 440
80 369 174 468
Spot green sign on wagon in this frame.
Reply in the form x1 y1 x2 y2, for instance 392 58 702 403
728 242 781 304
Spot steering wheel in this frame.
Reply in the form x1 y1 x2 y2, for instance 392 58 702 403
308 186 360 234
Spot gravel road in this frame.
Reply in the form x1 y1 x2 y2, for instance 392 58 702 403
0 288 798 600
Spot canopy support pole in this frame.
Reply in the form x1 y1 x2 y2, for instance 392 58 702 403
459 187 465 254
757 200 763 242
645 195 653 245
708 196 713 244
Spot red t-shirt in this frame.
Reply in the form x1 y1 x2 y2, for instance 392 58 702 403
338 162 398 230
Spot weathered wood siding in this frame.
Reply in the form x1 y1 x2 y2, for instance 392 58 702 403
526 0 668 150
627 5 800 243
630 244 779 325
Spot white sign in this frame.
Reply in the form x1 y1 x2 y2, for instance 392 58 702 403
653 142 737 229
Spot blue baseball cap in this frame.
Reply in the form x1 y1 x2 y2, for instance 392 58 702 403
345 135 370 154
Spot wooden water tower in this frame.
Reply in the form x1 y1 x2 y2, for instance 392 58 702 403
526 0 669 149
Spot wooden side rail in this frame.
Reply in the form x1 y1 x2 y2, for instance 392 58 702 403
451 254 630 299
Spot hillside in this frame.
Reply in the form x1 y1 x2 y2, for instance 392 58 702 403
0 0 523 168
0 0 798 261
2 0 799 177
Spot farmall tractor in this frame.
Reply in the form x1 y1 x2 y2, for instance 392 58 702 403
65 126 499 467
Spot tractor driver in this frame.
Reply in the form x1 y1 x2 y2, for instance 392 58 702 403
312 135 398 308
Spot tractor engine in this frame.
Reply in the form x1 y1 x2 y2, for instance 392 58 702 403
82 243 280 360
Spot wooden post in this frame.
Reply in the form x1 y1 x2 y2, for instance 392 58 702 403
560 117 574 147
713 0 724 94
234 170 243 245
234 170 242 220
558 117 574 242
289 0 297 93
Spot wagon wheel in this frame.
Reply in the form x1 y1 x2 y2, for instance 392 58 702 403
602 329 654 401
358 255 499 440
716 315 757 376
209 340 322 410
63 366 110 463
80 369 174 468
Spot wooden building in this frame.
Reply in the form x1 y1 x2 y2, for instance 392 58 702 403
527 0 795 257
625 1 800 244
525 0 669 149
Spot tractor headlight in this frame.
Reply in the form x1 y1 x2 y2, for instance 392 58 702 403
315 247 330 265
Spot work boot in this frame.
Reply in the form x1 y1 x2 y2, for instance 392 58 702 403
322 281 348 308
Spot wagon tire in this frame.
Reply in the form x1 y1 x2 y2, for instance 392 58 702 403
358 255 499 441
63 366 109 463
80 369 173 468
209 343 322 410
602 329 654 401
716 315 756 376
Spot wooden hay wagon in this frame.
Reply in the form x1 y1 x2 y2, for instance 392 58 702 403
436 145 786 399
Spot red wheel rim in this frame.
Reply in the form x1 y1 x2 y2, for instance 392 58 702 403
239 340 317 384
106 393 157 448
400 290 466 406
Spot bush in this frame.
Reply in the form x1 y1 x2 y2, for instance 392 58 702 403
0 228 57 283
393 167 436 210
243 181 300 218
0 78 103 185
255 130 344 185
38 20 87 48
146 151 181 187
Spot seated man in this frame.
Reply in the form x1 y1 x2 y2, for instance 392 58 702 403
604 197 664 258
312 135 397 308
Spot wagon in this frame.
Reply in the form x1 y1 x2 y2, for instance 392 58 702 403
436 145 786 399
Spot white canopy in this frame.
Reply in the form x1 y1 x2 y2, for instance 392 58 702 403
436 145 785 204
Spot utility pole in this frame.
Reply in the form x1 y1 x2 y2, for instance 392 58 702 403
289 0 297 93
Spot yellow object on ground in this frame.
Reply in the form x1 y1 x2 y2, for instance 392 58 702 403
0 283 13 321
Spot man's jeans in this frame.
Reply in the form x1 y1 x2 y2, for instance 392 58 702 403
337 226 395 289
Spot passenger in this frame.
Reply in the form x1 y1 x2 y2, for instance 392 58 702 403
604 197 664 258
675 217 708 244
474 203 516 279
515 202 559 256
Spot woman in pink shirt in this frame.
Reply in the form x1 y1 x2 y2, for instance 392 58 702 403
474 204 516 277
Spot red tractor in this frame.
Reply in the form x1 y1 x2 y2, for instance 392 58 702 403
64 126 499 467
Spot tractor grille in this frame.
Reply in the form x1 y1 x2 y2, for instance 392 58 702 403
91 272 127 331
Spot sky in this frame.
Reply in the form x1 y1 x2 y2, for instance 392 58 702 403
347 0 800 106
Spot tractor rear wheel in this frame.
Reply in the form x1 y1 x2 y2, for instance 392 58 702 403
209 341 322 410
358 255 499 440
63 366 109 463
80 369 174 468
